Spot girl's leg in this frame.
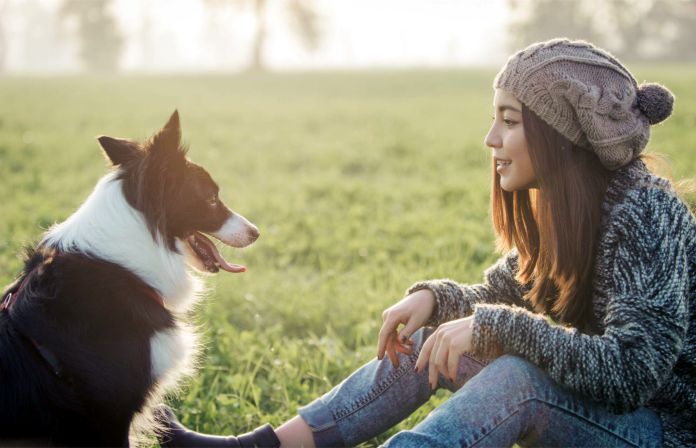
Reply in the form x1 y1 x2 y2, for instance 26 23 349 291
295 327 487 447
383 355 662 448
156 327 488 448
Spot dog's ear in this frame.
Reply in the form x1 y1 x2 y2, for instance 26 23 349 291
149 110 182 155
97 136 143 166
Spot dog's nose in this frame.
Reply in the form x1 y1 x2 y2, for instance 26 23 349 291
249 226 260 242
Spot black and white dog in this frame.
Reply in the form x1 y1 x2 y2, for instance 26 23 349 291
0 111 259 446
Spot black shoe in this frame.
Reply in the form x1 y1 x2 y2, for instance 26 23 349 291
154 404 280 448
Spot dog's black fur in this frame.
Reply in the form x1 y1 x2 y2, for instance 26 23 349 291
0 111 257 446
0 248 174 446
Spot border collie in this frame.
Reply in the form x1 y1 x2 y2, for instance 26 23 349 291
0 111 259 446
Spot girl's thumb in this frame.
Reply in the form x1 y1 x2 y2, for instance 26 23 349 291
399 321 420 343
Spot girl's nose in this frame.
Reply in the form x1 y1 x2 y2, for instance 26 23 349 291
484 124 501 149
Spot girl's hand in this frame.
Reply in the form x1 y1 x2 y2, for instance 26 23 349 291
415 316 474 389
377 289 436 368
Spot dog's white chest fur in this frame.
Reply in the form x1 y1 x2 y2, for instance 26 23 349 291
150 326 196 387
42 173 203 313
42 171 206 391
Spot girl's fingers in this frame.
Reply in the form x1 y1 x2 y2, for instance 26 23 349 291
415 331 435 372
447 349 460 382
427 345 441 390
377 318 398 359
398 320 421 345
395 341 413 355
377 325 388 359
430 340 448 390
386 335 400 368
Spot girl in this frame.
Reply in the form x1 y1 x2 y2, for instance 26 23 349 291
157 39 695 447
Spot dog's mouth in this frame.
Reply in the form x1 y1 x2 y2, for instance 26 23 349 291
187 232 246 274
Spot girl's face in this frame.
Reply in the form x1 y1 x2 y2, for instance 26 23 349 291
484 89 538 191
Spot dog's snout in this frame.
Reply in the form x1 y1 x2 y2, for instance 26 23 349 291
248 226 260 242
212 213 259 247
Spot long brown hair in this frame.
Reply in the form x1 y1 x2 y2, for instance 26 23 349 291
491 105 613 331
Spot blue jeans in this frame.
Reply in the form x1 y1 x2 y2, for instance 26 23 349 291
298 328 662 447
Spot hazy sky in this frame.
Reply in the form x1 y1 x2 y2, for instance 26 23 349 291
4 0 511 72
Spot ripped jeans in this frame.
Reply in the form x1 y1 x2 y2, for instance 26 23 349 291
298 327 662 447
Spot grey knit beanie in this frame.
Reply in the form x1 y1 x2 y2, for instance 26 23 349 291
494 38 675 170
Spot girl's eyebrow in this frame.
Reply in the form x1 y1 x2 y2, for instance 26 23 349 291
497 104 522 113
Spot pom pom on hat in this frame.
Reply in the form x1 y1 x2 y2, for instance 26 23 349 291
637 82 674 125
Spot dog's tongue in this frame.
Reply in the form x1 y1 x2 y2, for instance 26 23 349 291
195 232 246 273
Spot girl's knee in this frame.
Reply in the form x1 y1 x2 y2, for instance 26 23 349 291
489 355 539 375
479 355 551 398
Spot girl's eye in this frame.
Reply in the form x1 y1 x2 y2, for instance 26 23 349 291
503 119 517 127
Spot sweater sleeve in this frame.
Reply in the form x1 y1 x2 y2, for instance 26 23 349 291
471 187 692 413
406 248 531 327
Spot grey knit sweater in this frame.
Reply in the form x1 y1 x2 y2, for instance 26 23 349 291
408 159 696 447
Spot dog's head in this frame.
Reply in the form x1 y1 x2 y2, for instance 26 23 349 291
97 110 259 274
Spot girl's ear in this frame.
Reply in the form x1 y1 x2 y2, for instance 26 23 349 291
97 136 143 166
148 110 182 156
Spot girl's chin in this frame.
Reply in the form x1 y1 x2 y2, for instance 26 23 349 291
500 176 535 192
500 178 517 192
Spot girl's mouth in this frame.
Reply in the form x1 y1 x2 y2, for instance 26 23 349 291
496 159 512 173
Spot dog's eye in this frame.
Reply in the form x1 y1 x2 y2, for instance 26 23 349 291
207 195 218 207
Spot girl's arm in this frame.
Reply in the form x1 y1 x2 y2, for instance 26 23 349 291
407 249 531 327
470 187 693 412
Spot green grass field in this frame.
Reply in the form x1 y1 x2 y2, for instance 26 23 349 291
1 68 694 446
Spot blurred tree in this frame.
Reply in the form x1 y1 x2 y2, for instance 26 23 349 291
137 2 155 70
8 0 67 72
507 0 696 62
60 0 123 71
507 0 601 48
287 0 321 53
662 0 696 60
206 0 321 72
